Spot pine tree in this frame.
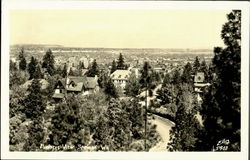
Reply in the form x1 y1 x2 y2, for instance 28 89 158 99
117 53 125 70
33 64 43 79
162 73 171 88
42 49 55 76
87 59 99 77
104 78 118 99
18 48 27 71
200 10 241 151
28 56 38 80
167 86 200 151
23 79 46 151
193 56 200 74
181 62 193 84
171 69 181 85
62 63 67 78
200 60 209 82
124 73 141 97
139 61 152 89
10 60 18 72
110 60 117 74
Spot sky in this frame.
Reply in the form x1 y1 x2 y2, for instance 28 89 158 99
10 10 230 49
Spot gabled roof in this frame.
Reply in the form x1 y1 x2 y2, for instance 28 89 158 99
110 70 131 80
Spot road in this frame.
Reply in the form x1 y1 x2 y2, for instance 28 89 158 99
149 114 175 152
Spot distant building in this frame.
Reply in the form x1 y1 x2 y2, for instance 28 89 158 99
52 75 99 101
110 70 131 91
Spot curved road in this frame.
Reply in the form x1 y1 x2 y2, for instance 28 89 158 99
149 114 175 152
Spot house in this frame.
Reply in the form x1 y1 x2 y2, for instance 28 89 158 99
110 70 131 91
193 72 210 103
52 75 99 101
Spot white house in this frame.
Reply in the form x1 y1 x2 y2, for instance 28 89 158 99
110 70 131 90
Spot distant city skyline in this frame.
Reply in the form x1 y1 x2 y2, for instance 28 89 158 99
10 10 230 49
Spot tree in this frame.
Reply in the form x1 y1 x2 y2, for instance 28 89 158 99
200 10 241 151
105 99 132 151
139 62 152 89
87 59 99 77
49 94 86 149
18 48 27 71
110 60 117 74
116 53 125 70
28 56 38 80
200 60 209 82
23 79 45 119
124 73 141 97
167 101 200 151
33 64 43 79
62 63 68 78
193 56 200 74
171 69 181 85
167 86 201 151
181 62 193 84
156 84 178 106
10 60 18 72
162 73 171 88
104 78 119 99
42 49 55 76
22 79 46 151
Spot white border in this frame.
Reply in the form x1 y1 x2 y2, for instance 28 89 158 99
1 1 249 160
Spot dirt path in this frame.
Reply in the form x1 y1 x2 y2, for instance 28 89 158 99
149 115 175 152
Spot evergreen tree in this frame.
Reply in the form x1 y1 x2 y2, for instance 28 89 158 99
162 73 171 88
28 56 38 80
200 10 241 151
23 79 46 151
171 69 181 85
167 86 200 151
116 53 125 70
62 63 67 78
181 62 193 84
42 49 55 76
124 73 141 97
104 78 118 99
18 48 27 71
110 60 117 74
87 59 99 77
200 60 209 82
33 64 43 79
139 61 152 89
10 60 18 72
193 56 200 74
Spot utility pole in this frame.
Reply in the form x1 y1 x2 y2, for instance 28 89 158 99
144 80 148 151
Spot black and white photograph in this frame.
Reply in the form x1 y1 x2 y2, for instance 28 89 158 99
1 0 249 160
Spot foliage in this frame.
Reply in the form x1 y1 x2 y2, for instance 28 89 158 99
18 48 27 71
139 61 153 89
28 56 38 80
171 69 181 85
124 72 141 97
200 10 241 151
116 53 126 70
104 78 119 99
42 49 55 76
87 59 99 77
23 79 46 119
110 60 117 74
62 63 68 78
181 62 193 84
193 56 200 74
